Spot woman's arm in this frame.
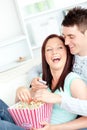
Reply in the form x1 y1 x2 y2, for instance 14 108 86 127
61 77 87 115
57 78 87 129
60 78 87 116
33 117 87 130
70 78 87 100
54 116 87 130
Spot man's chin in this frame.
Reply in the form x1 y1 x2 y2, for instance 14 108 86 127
70 51 75 55
70 49 76 55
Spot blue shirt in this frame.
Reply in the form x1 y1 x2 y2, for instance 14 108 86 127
50 72 81 124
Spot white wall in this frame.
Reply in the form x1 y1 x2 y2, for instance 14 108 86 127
0 0 23 42
0 0 87 106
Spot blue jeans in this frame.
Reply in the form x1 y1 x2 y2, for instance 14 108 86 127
0 120 25 130
0 99 25 130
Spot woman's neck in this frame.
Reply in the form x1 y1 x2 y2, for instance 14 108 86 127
51 70 61 90
51 69 62 80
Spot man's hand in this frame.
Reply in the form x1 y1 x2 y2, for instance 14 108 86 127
31 77 47 92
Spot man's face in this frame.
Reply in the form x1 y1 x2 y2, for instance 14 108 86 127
62 25 87 56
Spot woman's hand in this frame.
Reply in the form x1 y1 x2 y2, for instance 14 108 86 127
31 122 52 130
31 77 47 92
15 86 31 103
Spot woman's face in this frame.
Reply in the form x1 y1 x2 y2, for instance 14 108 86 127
45 37 67 71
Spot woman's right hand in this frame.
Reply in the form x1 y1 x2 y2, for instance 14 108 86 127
15 86 31 103
31 77 47 91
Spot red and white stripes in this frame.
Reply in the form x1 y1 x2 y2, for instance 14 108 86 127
8 103 53 129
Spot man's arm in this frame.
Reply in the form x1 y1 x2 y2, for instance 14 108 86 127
61 94 87 116
27 63 87 116
27 63 42 85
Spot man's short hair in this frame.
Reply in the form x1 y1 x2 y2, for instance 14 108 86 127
62 7 87 33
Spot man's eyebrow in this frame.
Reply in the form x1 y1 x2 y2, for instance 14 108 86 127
62 33 64 36
62 33 65 38
62 34 74 37
67 34 74 36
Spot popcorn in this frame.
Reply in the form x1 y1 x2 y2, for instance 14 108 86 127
8 101 53 129
15 101 43 109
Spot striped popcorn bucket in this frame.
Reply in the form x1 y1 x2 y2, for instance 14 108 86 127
8 102 53 129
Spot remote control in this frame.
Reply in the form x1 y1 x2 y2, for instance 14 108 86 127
39 79 47 85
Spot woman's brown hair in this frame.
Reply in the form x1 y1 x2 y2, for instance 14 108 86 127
41 34 73 92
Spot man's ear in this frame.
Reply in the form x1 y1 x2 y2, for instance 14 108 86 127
84 30 87 37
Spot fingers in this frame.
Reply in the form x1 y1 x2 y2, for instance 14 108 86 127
16 87 31 103
30 126 37 130
31 78 47 91
40 121 49 126
31 77 40 86
18 91 30 102
29 122 48 130
33 89 46 102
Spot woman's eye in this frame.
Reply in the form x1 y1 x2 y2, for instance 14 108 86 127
46 49 52 52
57 46 63 49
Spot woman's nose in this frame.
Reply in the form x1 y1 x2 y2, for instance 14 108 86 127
52 48 58 54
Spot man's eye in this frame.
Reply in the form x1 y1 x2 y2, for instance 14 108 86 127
70 36 74 39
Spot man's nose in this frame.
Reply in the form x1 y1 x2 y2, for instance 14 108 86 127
65 38 70 45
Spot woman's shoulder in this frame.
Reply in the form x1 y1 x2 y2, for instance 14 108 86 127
64 72 81 95
65 72 81 86
66 72 81 80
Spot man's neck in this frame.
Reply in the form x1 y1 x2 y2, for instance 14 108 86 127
78 51 87 56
